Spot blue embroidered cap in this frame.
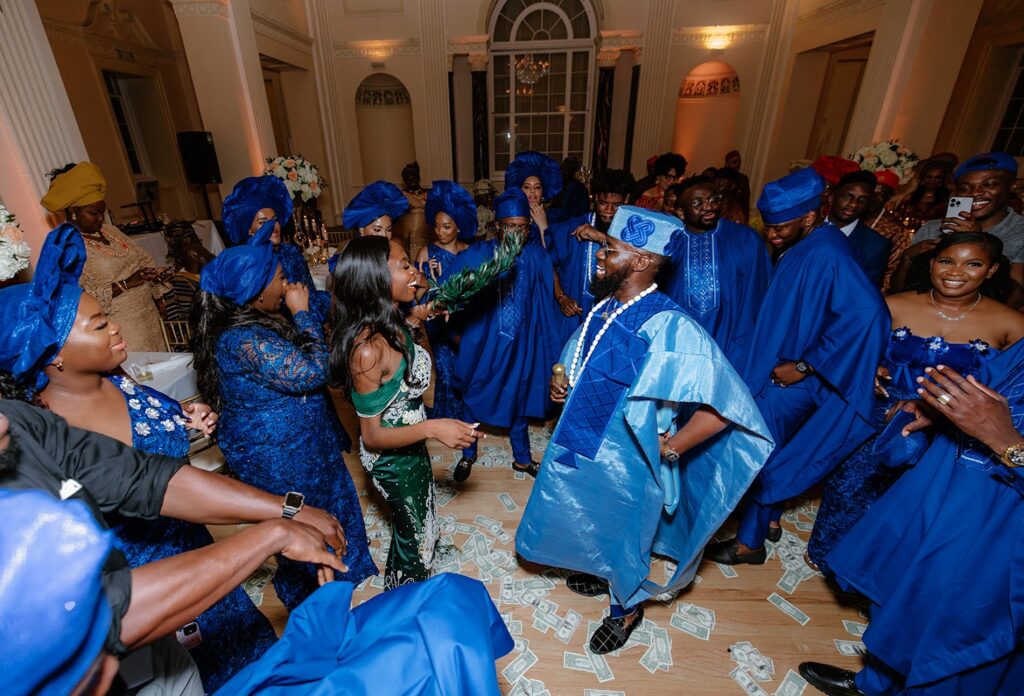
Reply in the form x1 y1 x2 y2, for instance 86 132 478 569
494 188 531 220
0 489 113 695
757 167 825 224
426 180 478 241
342 180 409 230
200 238 278 305
0 223 86 393
954 151 1018 180
607 205 680 257
222 176 293 245
504 151 562 201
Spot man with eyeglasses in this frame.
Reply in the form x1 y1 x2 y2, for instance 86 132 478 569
660 175 771 369
705 167 889 565
443 189 560 482
517 205 771 655
547 168 635 345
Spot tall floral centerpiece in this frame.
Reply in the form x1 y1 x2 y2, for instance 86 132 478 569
264 155 328 258
850 139 920 184
0 204 31 283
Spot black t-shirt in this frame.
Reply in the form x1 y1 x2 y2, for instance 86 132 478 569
0 400 186 654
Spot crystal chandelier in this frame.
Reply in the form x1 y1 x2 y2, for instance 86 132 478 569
515 54 550 86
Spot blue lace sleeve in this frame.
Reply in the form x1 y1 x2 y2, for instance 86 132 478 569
219 312 328 393
278 243 332 323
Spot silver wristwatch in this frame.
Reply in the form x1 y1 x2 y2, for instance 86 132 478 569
282 491 305 519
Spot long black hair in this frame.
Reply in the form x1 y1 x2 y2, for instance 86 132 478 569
190 289 314 411
328 236 420 398
906 231 1011 301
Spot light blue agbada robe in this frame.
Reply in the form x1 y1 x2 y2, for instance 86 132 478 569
516 293 774 607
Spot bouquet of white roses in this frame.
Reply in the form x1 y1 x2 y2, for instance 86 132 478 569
264 155 325 202
850 139 919 184
0 204 30 282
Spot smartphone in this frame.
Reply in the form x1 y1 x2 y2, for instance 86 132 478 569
944 196 973 221
175 621 202 650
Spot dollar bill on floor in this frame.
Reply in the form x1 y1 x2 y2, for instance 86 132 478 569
584 691 626 696
514 470 526 480
369 575 386 589
498 492 518 512
843 619 867 637
554 608 582 644
435 482 458 507
767 592 810 625
773 669 808 696
794 521 815 532
730 666 770 696
834 639 866 657
502 648 538 684
730 641 774 681
585 646 615 682
242 562 275 606
563 652 596 673
717 562 739 579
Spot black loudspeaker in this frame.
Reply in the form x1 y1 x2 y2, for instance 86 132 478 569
177 131 222 185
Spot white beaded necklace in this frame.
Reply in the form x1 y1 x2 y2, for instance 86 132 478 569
567 282 658 387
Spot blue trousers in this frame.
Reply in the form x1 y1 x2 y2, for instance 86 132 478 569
736 380 819 548
856 651 1024 695
463 415 532 464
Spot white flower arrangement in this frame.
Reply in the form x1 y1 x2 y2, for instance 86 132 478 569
264 155 325 202
0 204 31 282
850 140 920 185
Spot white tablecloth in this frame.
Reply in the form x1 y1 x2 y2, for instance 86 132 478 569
310 264 330 291
131 220 225 265
125 351 198 402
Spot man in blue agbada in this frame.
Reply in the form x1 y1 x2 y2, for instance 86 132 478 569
800 344 1024 695
516 205 773 655
443 188 560 482
660 175 771 369
705 168 890 565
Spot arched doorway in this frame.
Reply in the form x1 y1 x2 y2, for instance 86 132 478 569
354 74 415 184
672 61 740 172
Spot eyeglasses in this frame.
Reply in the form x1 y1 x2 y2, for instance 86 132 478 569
598 242 643 256
680 195 723 211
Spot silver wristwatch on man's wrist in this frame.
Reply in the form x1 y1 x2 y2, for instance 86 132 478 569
282 491 305 519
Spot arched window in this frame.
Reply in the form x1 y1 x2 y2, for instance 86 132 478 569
489 0 597 175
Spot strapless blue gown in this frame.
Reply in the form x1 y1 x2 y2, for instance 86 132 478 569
808 329 999 575
104 375 277 692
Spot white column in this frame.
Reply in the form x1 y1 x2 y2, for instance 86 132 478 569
170 0 277 198
418 0 453 180
0 0 89 258
630 0 673 174
741 0 799 193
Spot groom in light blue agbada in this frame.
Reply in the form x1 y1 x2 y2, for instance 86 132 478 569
516 206 773 654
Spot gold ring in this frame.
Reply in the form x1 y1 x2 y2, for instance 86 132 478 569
937 393 952 406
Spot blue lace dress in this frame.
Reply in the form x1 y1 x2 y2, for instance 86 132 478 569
214 310 376 610
808 329 999 575
422 243 464 420
104 375 277 693
276 242 332 324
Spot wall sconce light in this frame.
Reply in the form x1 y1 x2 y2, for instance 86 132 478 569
705 34 730 51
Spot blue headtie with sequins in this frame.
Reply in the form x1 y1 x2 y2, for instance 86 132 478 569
0 223 85 392
504 151 562 201
222 176 294 245
426 180 478 241
342 180 409 230
607 206 680 257
0 489 113 695
494 188 531 220
200 227 278 305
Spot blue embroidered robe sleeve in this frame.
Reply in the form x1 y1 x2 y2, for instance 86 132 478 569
517 296 773 609
214 311 375 614
277 242 332 323
104 375 278 692
547 213 599 345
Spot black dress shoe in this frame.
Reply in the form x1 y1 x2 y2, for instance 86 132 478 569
452 456 475 483
589 605 644 655
767 525 783 542
512 460 540 478
704 538 767 565
799 662 864 696
566 573 609 597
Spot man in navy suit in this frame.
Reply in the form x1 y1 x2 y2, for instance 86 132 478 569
825 170 892 288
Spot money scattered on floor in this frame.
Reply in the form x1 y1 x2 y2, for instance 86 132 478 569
717 562 739 579
773 669 808 696
498 492 518 512
768 592 810 625
730 665 770 695
730 641 774 682
502 648 538 684
834 639 866 657
670 603 715 641
843 619 867 637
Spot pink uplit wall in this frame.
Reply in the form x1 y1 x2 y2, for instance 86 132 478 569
672 61 741 173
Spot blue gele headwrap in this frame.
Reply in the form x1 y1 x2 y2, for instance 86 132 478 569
494 188 531 220
342 180 409 230
0 223 86 393
200 237 278 306
222 176 294 245
607 206 680 257
425 180 478 241
757 167 825 225
504 151 562 201
0 489 113 696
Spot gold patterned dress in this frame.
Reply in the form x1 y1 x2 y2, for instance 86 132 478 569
79 224 168 351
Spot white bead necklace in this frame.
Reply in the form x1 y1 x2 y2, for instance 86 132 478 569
567 282 658 387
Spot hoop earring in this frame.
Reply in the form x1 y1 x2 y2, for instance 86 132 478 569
70 211 78 222
52 358 64 372
257 294 264 304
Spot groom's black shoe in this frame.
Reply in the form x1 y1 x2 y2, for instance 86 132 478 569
799 662 865 696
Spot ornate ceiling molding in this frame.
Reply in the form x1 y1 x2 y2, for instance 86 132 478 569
169 0 228 19
797 0 884 32
447 34 490 56
43 18 176 64
671 23 769 46
599 29 643 52
251 10 313 55
332 38 421 58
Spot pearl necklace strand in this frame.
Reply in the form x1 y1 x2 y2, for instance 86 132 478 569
930 289 981 322
567 283 658 387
